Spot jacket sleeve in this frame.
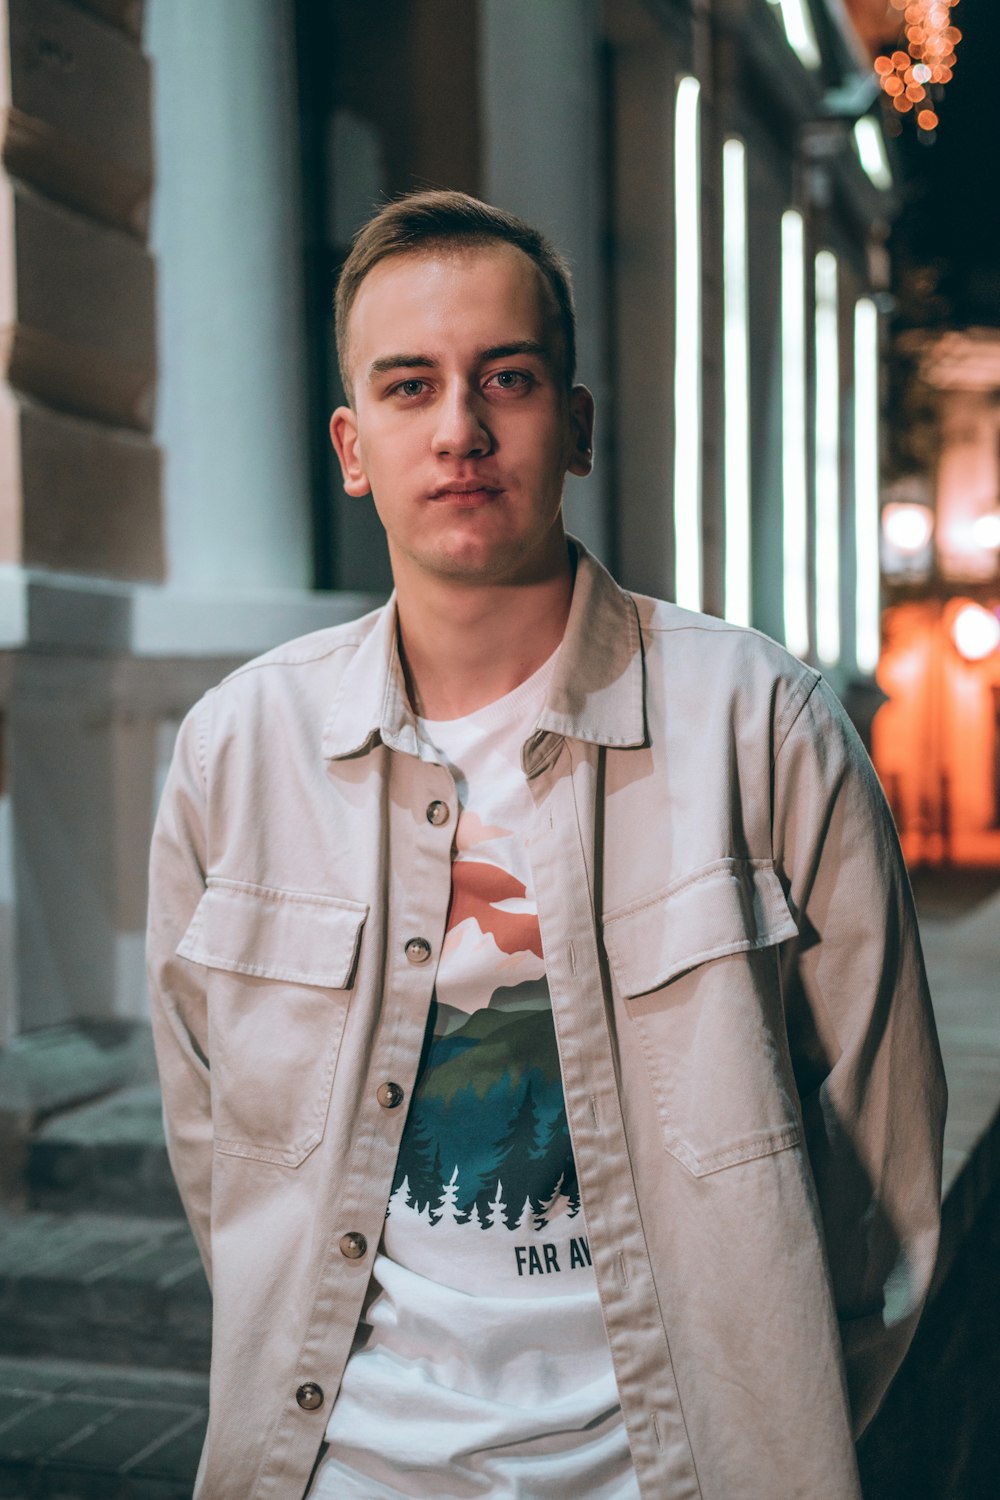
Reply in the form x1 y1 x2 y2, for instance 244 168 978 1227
772 676 946 1437
146 700 214 1282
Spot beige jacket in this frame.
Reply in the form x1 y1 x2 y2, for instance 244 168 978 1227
148 541 946 1500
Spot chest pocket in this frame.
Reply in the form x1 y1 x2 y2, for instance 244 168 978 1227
178 879 368 1167
603 858 801 1177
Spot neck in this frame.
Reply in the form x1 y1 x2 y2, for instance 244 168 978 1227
394 553 573 721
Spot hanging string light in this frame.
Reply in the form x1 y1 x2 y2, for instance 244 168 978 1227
874 0 963 135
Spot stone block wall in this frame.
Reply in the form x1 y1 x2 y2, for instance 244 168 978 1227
0 0 162 580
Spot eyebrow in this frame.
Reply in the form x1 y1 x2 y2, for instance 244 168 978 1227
367 354 435 381
480 340 550 364
366 340 552 384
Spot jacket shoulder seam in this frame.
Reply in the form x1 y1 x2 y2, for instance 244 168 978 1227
772 672 824 765
220 635 366 685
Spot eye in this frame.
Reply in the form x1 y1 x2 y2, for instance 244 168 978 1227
486 369 532 392
392 377 429 398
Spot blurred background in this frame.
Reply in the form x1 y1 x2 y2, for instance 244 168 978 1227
0 1 998 1495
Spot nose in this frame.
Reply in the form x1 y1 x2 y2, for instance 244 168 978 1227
432 381 493 458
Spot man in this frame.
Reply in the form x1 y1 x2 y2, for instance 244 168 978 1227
148 190 946 1500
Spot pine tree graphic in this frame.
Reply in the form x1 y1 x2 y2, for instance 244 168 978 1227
529 1100 576 1225
491 1080 547 1229
479 1180 507 1230
511 1195 535 1233
532 1171 567 1232
438 1165 462 1225
392 1109 442 1217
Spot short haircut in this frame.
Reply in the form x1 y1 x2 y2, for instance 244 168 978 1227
334 189 577 402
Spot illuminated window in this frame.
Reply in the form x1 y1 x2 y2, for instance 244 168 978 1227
767 0 822 70
674 76 703 612
854 298 881 673
781 210 809 659
723 138 751 627
853 118 893 193
814 250 840 665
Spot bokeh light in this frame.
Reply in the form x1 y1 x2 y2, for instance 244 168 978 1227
951 603 1000 662
883 502 935 554
971 513 1000 551
876 0 963 133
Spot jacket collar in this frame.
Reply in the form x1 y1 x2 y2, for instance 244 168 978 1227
322 537 647 762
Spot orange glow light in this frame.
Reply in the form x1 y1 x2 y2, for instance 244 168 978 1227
875 0 963 134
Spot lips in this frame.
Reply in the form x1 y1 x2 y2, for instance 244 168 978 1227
428 480 503 500
427 480 504 505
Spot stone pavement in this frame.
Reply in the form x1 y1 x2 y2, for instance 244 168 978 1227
0 874 996 1498
908 873 1000 1289
0 1356 207 1500
0 1086 210 1499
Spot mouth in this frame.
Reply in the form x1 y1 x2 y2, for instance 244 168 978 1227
428 482 504 505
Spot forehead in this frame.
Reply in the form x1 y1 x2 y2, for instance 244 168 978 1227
347 244 561 370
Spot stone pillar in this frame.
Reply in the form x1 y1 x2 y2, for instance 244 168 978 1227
0 0 160 1042
0 0 162 579
145 0 313 590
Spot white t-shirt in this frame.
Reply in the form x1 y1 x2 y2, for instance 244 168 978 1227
311 653 638 1499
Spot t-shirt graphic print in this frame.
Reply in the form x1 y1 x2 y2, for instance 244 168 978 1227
384 777 589 1292
315 652 639 1500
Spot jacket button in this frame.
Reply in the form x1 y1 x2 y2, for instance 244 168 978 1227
426 800 449 826
296 1382 324 1411
339 1231 367 1260
377 1081 404 1109
404 937 432 964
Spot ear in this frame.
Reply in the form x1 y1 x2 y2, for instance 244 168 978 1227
330 407 371 497
566 385 596 477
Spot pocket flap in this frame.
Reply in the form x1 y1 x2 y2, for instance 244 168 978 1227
604 858 797 998
178 879 368 989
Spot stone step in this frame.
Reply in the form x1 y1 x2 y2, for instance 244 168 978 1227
26 1085 183 1220
0 1353 207 1500
0 1212 210 1375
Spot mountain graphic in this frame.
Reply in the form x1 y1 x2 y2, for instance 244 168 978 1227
390 1001 578 1231
420 1006 561 1105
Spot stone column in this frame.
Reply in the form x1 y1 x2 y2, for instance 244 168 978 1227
0 0 160 1042
145 0 313 590
0 0 161 580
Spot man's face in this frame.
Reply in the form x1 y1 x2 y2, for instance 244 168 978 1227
330 243 594 591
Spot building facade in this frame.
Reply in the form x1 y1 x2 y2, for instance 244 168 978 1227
0 0 895 1086
875 327 1000 868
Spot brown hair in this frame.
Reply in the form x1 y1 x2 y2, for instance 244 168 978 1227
334 189 577 401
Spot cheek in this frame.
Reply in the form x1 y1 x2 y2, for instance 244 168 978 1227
361 412 423 470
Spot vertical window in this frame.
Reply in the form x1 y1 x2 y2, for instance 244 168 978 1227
853 118 893 193
674 75 702 611
781 210 809 658
723 138 751 626
766 0 822 69
814 250 841 665
854 298 881 673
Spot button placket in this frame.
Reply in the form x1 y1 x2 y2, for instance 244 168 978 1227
295 753 449 1430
